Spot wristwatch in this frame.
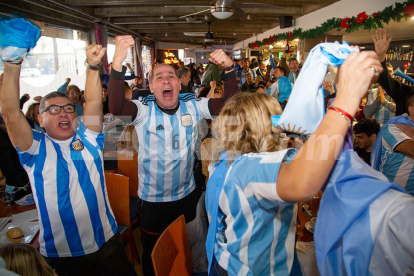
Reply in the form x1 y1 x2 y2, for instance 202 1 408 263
84 59 100 71
224 62 235 71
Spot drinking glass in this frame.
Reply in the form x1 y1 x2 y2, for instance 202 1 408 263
0 187 6 203
4 191 14 208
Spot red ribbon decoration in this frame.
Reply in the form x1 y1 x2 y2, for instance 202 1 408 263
288 31 292 40
269 36 275 42
373 13 379 17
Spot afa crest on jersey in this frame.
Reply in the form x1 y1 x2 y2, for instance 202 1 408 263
71 139 84 151
181 113 193 127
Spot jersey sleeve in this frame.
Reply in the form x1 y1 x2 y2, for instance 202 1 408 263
195 97 213 120
382 124 412 151
77 120 105 150
17 129 43 168
131 99 148 125
242 149 297 209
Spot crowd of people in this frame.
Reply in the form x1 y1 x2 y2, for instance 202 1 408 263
0 27 413 276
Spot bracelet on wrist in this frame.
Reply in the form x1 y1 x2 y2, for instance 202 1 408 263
5 59 23 65
328 106 353 125
225 62 235 71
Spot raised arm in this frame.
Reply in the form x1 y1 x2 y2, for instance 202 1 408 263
107 35 138 119
0 62 33 151
208 49 239 116
83 44 106 133
277 50 383 202
372 28 401 100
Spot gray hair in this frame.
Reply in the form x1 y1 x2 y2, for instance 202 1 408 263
177 67 190 79
39 92 73 113
149 64 178 83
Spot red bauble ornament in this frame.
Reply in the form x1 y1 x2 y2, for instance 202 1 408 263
373 13 379 17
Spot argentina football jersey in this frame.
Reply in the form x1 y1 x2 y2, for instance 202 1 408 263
208 149 298 275
17 121 118 258
379 118 414 195
131 93 212 202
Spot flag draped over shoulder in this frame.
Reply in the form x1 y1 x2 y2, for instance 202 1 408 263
272 42 414 275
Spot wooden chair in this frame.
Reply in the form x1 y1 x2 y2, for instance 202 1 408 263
105 172 140 265
116 154 140 228
151 215 193 276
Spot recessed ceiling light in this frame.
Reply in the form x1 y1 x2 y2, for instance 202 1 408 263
277 42 283 45
412 16 414 19
165 33 168 36
247 15 250 20
160 15 164 19
295 39 299 41
403 45 410 47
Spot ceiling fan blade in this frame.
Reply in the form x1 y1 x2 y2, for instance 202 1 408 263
233 3 284 9
180 8 211 18
233 8 245 19
165 5 211 7
216 0 236 5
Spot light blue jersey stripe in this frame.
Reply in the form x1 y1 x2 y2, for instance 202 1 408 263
141 105 154 201
155 106 166 202
52 142 85 256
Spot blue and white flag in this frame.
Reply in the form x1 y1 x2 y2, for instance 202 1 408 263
314 150 414 276
274 42 358 134
272 42 414 275
0 18 40 61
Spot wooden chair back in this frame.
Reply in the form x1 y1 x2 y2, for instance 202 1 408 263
151 215 193 276
105 172 130 227
117 154 139 198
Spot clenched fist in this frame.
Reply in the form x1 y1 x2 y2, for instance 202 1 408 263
86 44 106 67
209 49 233 69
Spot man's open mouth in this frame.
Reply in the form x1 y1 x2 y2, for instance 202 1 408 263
163 89 173 98
59 122 70 129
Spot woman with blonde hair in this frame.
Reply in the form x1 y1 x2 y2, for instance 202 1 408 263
0 243 57 276
205 49 382 275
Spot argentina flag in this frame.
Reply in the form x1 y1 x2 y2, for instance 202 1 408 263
272 42 414 275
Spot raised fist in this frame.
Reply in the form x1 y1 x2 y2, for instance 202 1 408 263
209 49 233 69
86 44 106 67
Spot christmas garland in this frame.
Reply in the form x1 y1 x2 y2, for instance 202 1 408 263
248 0 414 49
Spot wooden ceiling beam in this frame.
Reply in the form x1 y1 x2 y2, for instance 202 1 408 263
112 16 279 24
94 6 302 17
65 0 338 7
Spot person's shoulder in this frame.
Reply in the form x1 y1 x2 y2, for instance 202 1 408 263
179 93 196 102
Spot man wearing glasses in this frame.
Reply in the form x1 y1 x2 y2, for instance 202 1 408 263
0 44 136 276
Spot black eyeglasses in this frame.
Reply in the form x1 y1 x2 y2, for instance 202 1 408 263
41 104 76 115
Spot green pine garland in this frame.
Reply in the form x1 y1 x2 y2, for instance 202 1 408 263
249 0 414 49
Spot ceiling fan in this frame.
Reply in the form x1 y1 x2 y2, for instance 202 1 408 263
184 22 222 43
170 0 284 20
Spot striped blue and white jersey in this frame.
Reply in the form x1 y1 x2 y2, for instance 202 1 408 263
379 117 414 195
18 122 118 258
366 88 395 127
209 149 298 276
132 93 212 202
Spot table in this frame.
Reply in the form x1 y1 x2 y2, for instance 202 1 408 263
0 201 39 249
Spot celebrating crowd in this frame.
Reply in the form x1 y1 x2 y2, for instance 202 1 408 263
0 26 413 276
